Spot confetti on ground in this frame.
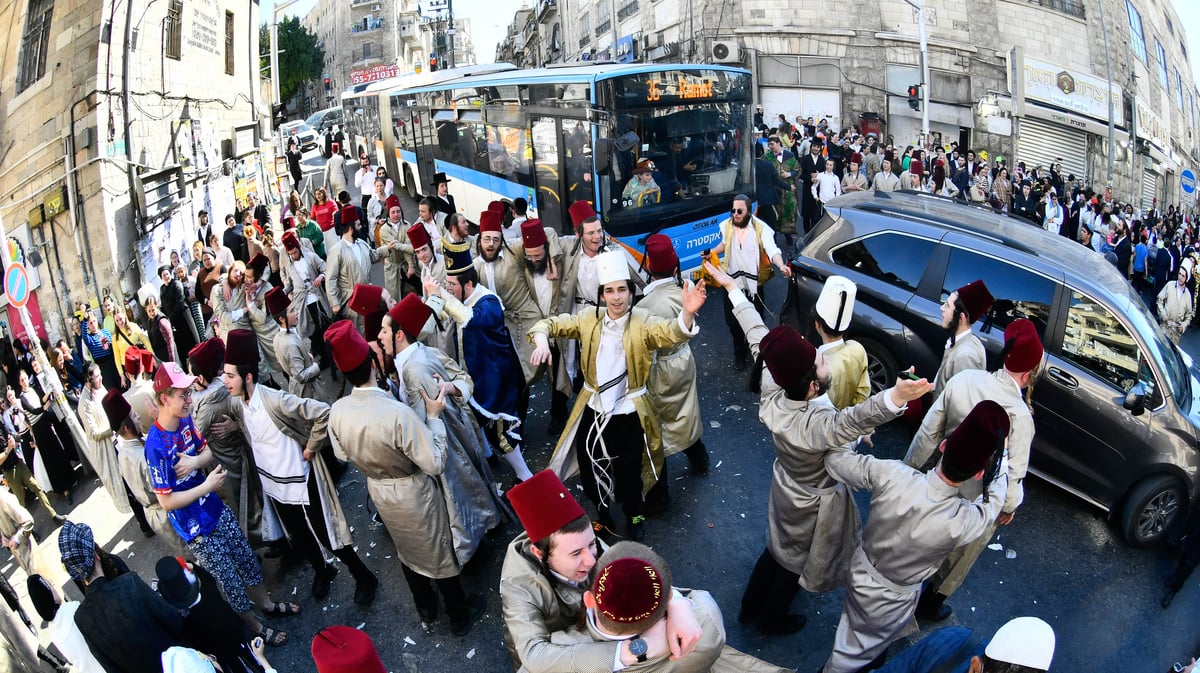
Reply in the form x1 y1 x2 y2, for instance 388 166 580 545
987 543 1003 551
725 405 743 412
404 636 416 646
740 513 746 518
710 420 721 428
467 649 476 659
707 522 715 528
715 460 723 469
369 542 377 548
291 586 297 595
1005 549 1017 559
357 622 366 629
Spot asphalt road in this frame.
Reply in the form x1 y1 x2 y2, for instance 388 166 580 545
2 162 1198 672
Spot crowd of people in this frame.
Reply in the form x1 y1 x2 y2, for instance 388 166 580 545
2 118 1197 673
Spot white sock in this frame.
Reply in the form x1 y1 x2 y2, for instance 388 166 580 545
503 448 535 481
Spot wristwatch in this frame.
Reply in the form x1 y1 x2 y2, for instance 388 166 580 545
629 637 648 663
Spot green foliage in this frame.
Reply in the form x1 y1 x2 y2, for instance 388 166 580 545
260 17 325 106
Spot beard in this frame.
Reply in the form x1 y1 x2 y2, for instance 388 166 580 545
525 257 549 275
732 215 750 229
479 246 499 262
813 371 831 398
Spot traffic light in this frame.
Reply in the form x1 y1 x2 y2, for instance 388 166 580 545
272 104 286 126
429 53 438 72
907 84 921 111
324 76 331 92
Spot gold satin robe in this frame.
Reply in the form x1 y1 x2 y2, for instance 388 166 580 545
638 279 703 455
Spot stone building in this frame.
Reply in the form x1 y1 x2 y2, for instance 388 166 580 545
0 0 267 344
498 0 1199 208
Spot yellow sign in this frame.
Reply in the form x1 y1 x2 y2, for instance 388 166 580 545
646 77 715 102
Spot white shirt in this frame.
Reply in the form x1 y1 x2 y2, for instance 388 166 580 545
812 171 842 202
47 602 106 673
418 218 442 253
575 251 600 309
242 391 309 505
532 272 552 316
503 215 527 241
292 255 320 305
590 312 634 415
356 169 376 197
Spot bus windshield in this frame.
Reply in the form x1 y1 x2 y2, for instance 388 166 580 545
596 69 753 237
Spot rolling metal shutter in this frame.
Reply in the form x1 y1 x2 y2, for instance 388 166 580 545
1016 117 1087 182
1141 170 1160 210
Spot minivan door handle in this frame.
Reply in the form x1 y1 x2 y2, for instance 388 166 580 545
1046 366 1078 389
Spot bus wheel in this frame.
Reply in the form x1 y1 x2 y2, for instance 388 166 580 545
404 167 418 199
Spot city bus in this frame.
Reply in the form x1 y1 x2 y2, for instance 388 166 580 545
344 62 754 272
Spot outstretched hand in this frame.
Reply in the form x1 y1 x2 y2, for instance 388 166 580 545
890 368 933 407
419 385 446 419
681 279 709 314
703 261 734 289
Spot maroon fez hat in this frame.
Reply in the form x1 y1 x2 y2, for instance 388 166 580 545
325 320 371 373
187 338 225 380
642 234 679 275
943 400 1010 477
760 325 816 389
407 222 432 251
507 470 587 543
569 200 597 229
954 280 994 323
224 328 260 367
521 220 547 249
265 286 290 318
387 293 432 338
311 625 386 673
593 557 667 625
1003 318 1043 373
101 388 132 433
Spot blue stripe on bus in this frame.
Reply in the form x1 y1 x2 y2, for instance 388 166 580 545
611 214 727 275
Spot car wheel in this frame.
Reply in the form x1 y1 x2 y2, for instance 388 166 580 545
857 338 897 395
1120 474 1186 546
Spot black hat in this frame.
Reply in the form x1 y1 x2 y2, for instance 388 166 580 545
432 172 451 185
155 556 200 609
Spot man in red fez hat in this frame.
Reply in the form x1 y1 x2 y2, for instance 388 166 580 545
324 319 484 636
639 234 710 476
279 221 334 372
241 254 284 376
933 279 994 399
906 318 1041 622
704 261 930 635
502 471 712 671
842 152 867 192
326 199 396 327
822 401 1011 673
378 193 413 301
221 329 378 605
183 337 267 547
146 354 292 644
266 286 325 401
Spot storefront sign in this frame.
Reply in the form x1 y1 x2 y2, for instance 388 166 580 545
1136 100 1168 151
187 1 223 57
351 64 400 84
1023 57 1122 125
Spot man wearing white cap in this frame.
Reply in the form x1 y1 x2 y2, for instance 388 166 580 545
873 616 1054 673
1157 259 1194 344
813 275 869 410
529 251 709 540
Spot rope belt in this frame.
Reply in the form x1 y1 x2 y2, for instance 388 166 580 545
582 376 651 508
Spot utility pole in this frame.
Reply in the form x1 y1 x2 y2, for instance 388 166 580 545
447 0 456 68
1097 0 1115 188
610 0 618 59
903 0 931 144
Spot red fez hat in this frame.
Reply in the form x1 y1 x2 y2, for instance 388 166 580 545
265 286 290 318
385 194 401 212
933 164 947 181
850 152 863 165
508 470 587 543
340 204 359 225
187 338 225 381
140 348 157 375
568 201 597 229
247 253 270 279
282 216 296 230
325 320 371 373
760 325 816 389
348 284 384 316
1003 318 1043 373
407 222 432 251
387 293 432 338
593 557 667 625
642 234 679 275
479 209 503 233
311 625 386 673
910 160 924 176
943 400 1010 478
101 388 132 433
224 329 260 367
521 220 547 249
487 200 506 215
281 230 300 251
954 280 994 323
124 347 143 377
331 142 340 153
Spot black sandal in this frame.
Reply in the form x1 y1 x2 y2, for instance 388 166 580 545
259 626 288 647
263 600 302 617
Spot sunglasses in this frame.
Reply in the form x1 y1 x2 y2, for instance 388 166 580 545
731 208 745 214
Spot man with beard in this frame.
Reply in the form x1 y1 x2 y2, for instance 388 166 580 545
530 251 709 541
326 203 395 327
500 471 704 671
378 196 415 300
931 280 993 400
324 320 485 636
705 262 930 636
705 194 792 371
279 230 333 372
764 136 800 243
422 245 534 483
208 260 251 338
821 402 1011 673
905 320 1041 623
443 212 474 249
378 294 505 586
221 329 378 605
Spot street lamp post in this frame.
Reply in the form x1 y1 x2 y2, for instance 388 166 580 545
902 0 931 143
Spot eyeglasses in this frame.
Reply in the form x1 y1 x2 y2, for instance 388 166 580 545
731 208 745 215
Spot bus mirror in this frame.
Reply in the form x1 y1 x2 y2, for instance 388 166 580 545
613 131 639 152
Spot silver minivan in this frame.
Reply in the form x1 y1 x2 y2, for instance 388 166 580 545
306 107 343 133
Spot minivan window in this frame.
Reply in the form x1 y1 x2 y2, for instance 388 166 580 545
1061 290 1163 408
939 248 1055 335
831 232 936 293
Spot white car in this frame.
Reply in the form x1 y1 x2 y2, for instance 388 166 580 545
279 121 319 152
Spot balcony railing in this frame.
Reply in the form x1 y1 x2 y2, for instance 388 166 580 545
537 0 557 17
617 1 637 21
579 34 591 48
1023 0 1085 20
595 19 610 37
350 18 384 34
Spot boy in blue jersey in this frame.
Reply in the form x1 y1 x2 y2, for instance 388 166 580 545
146 361 298 646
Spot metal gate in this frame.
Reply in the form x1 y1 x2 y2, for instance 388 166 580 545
1016 117 1087 182
1141 169 1160 210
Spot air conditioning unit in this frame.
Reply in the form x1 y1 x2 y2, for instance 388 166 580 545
710 40 742 63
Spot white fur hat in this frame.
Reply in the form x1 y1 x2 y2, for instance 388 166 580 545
984 616 1055 669
596 250 630 287
816 275 857 332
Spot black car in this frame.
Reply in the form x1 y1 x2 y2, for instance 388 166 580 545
782 189 1197 546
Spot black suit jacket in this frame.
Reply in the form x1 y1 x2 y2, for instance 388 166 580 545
430 194 456 217
223 227 249 263
75 573 184 673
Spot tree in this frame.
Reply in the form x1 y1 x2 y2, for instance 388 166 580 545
259 17 325 107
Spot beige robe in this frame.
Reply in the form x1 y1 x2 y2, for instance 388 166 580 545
486 230 567 385
732 298 897 592
1157 281 1193 343
279 246 331 340
378 217 413 300
821 340 869 410
932 332 986 400
76 390 131 513
547 589 794 673
273 329 324 401
330 386 461 578
209 277 250 339
242 281 282 376
532 307 697 496
639 278 703 454
0 487 65 585
904 368 1032 597
821 451 1007 673
190 380 270 543
123 379 157 436
326 237 387 317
